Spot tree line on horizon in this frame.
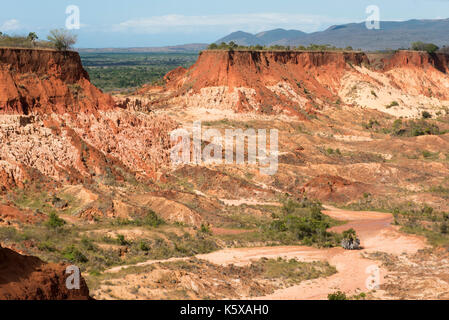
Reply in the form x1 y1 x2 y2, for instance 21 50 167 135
207 41 358 52
208 41 448 54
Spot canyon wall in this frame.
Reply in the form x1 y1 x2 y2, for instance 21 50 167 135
381 50 449 73
158 50 369 115
146 50 449 117
0 48 115 114
0 49 177 192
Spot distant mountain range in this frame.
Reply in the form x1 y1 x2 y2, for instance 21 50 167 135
77 18 449 53
216 18 449 51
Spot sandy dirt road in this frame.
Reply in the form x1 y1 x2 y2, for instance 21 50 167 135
197 207 426 299
106 206 427 299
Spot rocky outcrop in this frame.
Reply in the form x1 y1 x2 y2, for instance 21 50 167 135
0 48 115 115
360 50 449 102
301 175 370 203
341 238 361 250
116 96 152 112
0 48 178 187
141 50 449 117
154 50 369 116
0 204 46 226
0 110 177 189
0 245 90 300
381 50 449 73
163 50 369 91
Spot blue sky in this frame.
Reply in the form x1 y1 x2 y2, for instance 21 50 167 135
1 0 448 48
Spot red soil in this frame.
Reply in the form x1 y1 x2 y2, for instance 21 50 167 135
0 245 90 300
382 50 449 73
159 50 369 115
0 48 115 115
0 204 46 225
301 175 370 203
144 50 449 114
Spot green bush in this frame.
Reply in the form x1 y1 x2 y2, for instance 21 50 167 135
411 41 439 54
47 29 77 51
139 241 150 251
141 210 165 227
111 210 165 228
391 119 441 137
200 224 212 235
422 111 432 119
116 234 129 246
46 213 66 229
392 205 449 246
342 228 357 241
363 119 380 130
328 291 348 300
265 201 340 247
386 101 399 109
62 245 88 263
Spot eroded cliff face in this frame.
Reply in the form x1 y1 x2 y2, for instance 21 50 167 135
142 50 449 118
0 245 90 300
0 49 178 195
382 50 449 73
0 48 115 114
164 50 368 90
153 50 369 116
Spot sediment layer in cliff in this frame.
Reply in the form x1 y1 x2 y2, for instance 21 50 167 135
154 50 369 116
380 50 449 73
142 50 449 117
0 48 115 115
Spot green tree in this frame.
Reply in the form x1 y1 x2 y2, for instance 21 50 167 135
328 291 348 300
208 43 218 50
411 41 439 54
27 32 38 47
46 212 66 229
27 32 38 42
47 29 77 51
422 111 432 119
228 41 238 50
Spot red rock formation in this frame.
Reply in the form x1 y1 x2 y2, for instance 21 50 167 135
0 204 46 226
373 50 449 100
301 175 370 203
0 245 90 300
158 50 369 115
144 50 449 115
0 48 115 115
382 50 449 73
165 50 368 91
0 48 178 189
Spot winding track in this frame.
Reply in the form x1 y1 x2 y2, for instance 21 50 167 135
106 206 427 299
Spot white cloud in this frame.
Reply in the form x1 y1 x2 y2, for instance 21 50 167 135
113 13 351 34
1 19 21 32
